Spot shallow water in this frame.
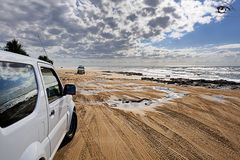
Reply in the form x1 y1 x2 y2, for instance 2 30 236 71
78 80 187 110
107 86 186 110
201 95 226 103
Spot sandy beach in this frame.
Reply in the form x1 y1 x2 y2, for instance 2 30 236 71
54 69 240 160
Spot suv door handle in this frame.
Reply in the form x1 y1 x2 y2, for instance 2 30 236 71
50 110 55 116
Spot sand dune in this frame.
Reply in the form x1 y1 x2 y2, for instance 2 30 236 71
54 69 240 160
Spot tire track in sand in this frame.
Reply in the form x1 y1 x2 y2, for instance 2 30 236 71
156 107 240 159
77 105 106 160
145 114 213 159
111 109 194 159
99 106 150 160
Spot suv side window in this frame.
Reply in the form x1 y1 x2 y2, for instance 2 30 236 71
0 61 38 128
41 68 62 103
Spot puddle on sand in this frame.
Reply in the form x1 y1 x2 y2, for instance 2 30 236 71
200 95 226 103
78 80 187 111
78 81 143 95
107 87 187 111
108 98 154 109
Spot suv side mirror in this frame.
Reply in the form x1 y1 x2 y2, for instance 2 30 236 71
64 84 76 95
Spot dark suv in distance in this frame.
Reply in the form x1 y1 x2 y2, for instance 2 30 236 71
77 65 85 74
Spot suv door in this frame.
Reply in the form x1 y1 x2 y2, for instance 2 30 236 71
39 65 68 155
0 61 48 160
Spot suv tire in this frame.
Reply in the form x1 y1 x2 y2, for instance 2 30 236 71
65 111 77 141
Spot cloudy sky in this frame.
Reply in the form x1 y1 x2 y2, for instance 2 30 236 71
0 0 240 67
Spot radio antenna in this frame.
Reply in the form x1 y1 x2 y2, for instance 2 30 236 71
37 33 48 57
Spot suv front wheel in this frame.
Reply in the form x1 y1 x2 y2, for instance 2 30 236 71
65 111 77 141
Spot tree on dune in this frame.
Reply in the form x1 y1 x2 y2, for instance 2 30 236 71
38 55 54 64
4 39 29 56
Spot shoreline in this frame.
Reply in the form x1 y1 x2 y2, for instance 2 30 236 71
102 70 240 90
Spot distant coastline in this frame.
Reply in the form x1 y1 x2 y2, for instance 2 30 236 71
103 70 240 90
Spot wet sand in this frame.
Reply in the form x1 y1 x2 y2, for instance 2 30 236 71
54 69 240 160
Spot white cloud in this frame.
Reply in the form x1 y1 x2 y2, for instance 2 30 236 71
0 0 236 63
215 43 240 49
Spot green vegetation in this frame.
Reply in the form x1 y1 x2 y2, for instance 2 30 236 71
38 55 53 64
2 38 54 65
4 39 29 56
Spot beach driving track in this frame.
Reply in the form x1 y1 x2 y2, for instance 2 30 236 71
54 71 240 160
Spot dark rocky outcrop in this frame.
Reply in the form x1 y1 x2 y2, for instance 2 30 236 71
103 71 143 76
141 77 240 89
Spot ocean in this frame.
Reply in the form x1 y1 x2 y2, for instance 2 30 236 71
100 66 240 83
55 58 240 83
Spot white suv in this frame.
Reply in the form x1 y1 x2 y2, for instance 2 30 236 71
0 51 77 160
